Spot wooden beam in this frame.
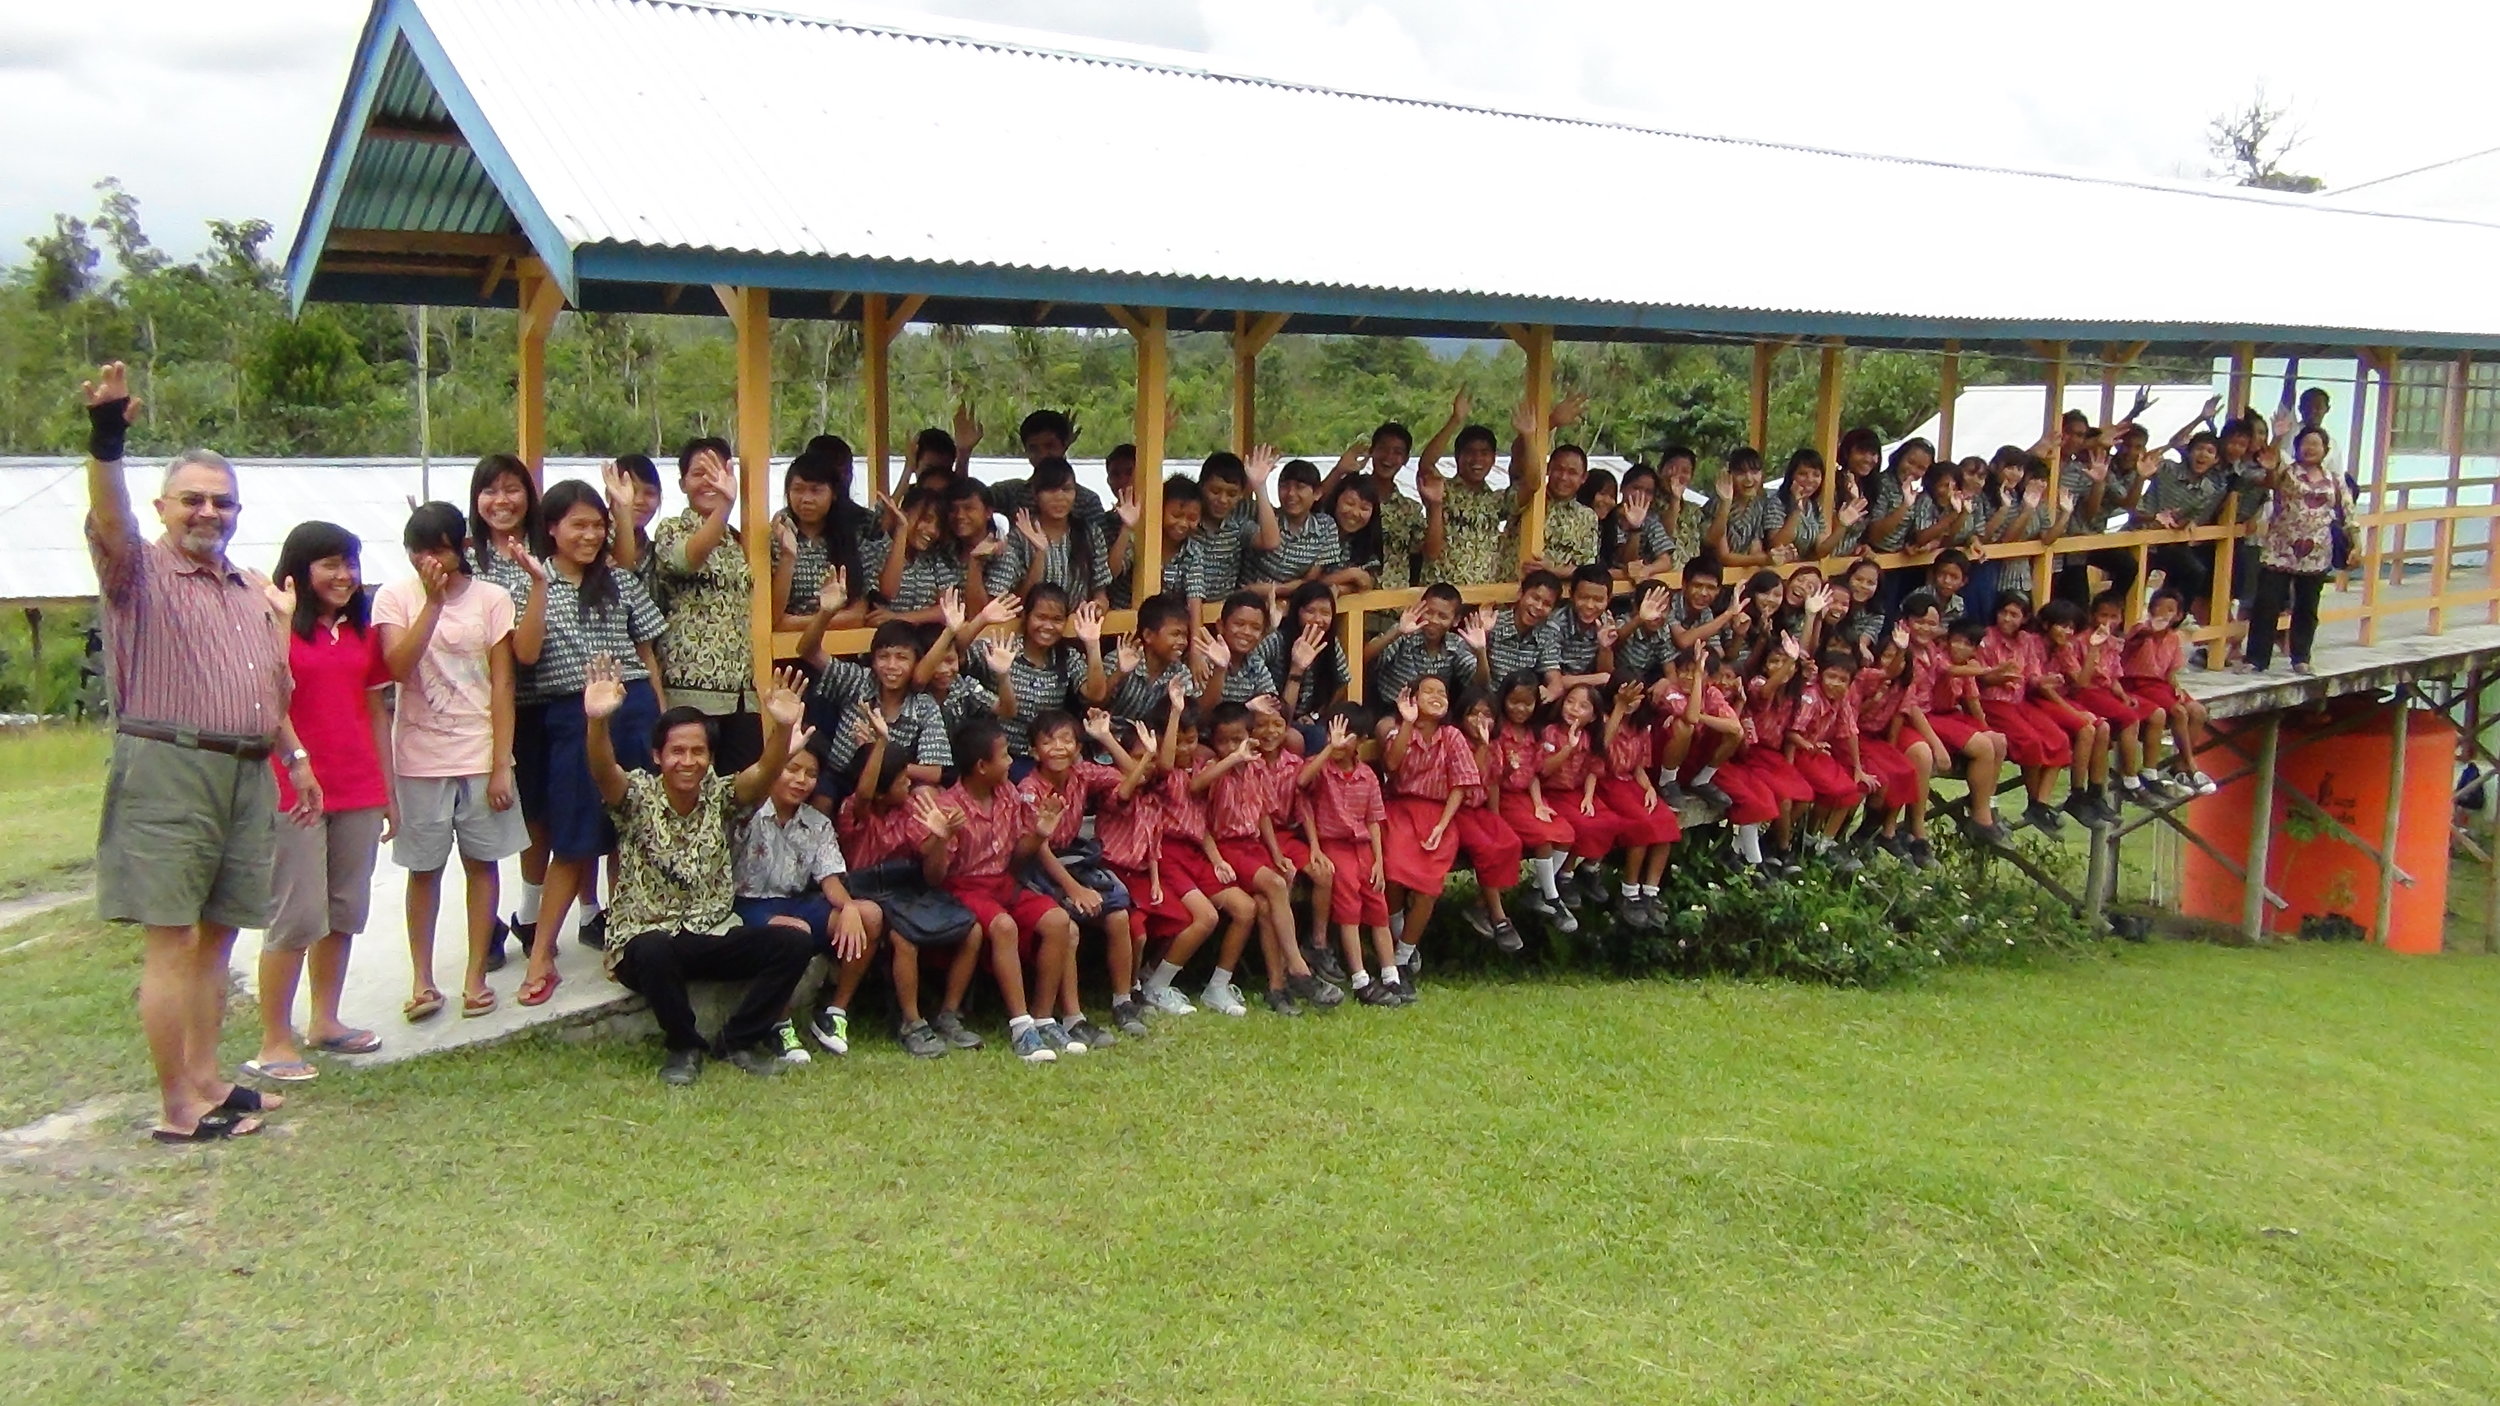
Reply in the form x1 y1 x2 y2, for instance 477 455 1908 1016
363 119 468 148
1131 309 1170 600
2361 349 2397 642
1749 342 1773 451
725 284 776 691
863 294 894 502
1813 339 1844 523
324 228 529 258
1936 341 1961 463
828 291 853 318
515 259 563 482
2433 352 2469 635
1510 324 1556 572
888 294 928 334
2376 695 2409 943
477 254 509 301
1030 302 1054 322
2243 714 2280 941
2228 342 2257 416
1103 305 1146 339
1229 312 1290 456
2041 340 2069 447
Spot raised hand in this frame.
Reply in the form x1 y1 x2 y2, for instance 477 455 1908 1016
2146 568 2167 594
601 459 638 513
975 591 1022 629
1246 692 1280 718
1070 599 1104 645
2022 480 2047 509
1013 509 1048 550
773 514 798 562
1416 467 1446 509
1451 389 1472 422
1247 444 1280 487
1291 622 1326 672
1634 590 1669 628
1612 680 1641 714
937 585 966 633
762 665 808 730
952 401 983 453
415 553 453 602
1395 689 1420 725
1083 707 1117 745
1325 713 1354 756
1456 609 1491 652
1512 397 1541 439
583 655 627 719
1396 600 1428 636
259 571 298 620
1550 390 1591 429
1114 485 1141 529
1164 672 1187 708
1192 625 1230 670
2198 393 2224 422
2088 626 2112 648
1618 484 1652 529
1115 636 1142 676
1891 623 1912 651
969 531 1003 562
1032 793 1067 838
500 535 550 583
2085 445 2112 482
789 722 817 757
81 361 137 416
978 633 1016 675
912 791 960 840
816 567 849 619
1804 586 1834 616
1597 615 1623 650
1839 498 1868 526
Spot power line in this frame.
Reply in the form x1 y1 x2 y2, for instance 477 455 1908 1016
2326 145 2500 198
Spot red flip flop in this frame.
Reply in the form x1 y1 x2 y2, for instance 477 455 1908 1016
517 971 562 1007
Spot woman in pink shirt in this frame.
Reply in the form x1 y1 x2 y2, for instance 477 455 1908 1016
249 522 395 1080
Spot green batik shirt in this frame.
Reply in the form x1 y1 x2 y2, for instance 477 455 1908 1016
650 507 754 714
1436 478 1510 585
1375 486 1426 591
1537 497 1600 574
603 771 740 972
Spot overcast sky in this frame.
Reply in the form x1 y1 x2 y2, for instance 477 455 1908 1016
5 0 2494 264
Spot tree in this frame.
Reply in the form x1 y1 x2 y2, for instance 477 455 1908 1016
23 215 99 310
92 178 165 280
2208 88 2324 194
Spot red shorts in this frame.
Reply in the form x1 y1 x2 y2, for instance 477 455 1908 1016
1110 861 1195 940
1790 749 1863 808
1594 775 1679 845
1159 840 1220 898
2124 677 2183 712
1452 804 1524 883
1857 735 1923 810
1382 794 1462 891
944 873 1062 966
1923 710 1986 757
1215 835 1281 890
1318 835 1390 926
1497 790 1576 850
1982 699 2072 768
2071 685 2155 728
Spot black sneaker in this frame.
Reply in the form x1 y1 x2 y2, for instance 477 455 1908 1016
2062 791 2104 828
1067 1016 1115 1050
930 1010 984 1050
577 910 607 952
2024 801 2065 835
1875 830 1910 860
1263 987 1304 1017
1459 904 1495 939
1657 778 1691 807
1490 919 1525 954
1575 867 1611 903
897 1019 948 1059
1512 887 1552 920
1693 781 1733 812
1110 999 1150 1039
1611 888 1640 926
1035 1019 1081 1056
1906 836 1937 869
1288 971 1345 1008
659 1048 703 1085
1966 817 2017 850
1395 960 1420 997
722 1045 787 1078
485 914 516 972
1356 979 1402 1007
1306 944 1349 986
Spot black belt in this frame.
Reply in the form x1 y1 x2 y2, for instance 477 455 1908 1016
117 721 274 761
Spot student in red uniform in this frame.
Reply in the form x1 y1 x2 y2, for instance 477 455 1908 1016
1017 709 1142 1047
1788 648 1872 869
1728 645 1817 868
1197 702 1299 1016
2075 591 2160 807
1543 682 1618 899
1112 696 1231 1017
1896 592 2014 847
1144 704 1262 1016
1380 675 1479 994
1851 628 1935 867
1451 688 1528 953
1595 678 1681 925
1298 709 1404 1005
834 738 979 1059
2123 588 2217 796
930 716 1073 1063
1250 701 1342 1010
1670 649 1778 868
1490 671 1578 932
2027 598 2116 826
1974 594 2076 834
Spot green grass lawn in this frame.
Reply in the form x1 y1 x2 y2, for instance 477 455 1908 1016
0 724 108 897
6 911 2500 1404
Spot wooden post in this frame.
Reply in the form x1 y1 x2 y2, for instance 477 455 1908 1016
1507 324 1556 570
1113 306 1170 600
1814 339 1844 521
1229 312 1288 456
2243 714 2279 942
2205 493 2240 671
716 284 774 689
2376 690 2408 945
2362 350 2397 643
2041 341 2069 448
2099 352 2121 428
1749 342 1774 451
2432 353 2468 636
1936 342 1960 463
858 293 925 505
514 258 563 483
2228 342 2257 418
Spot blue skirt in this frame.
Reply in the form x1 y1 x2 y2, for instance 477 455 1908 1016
541 680 659 860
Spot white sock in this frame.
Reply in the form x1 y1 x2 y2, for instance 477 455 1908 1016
1533 855 1561 900
1009 1014 1036 1034
1393 940 1416 965
1621 881 1640 898
578 890 602 916
1209 967 1233 990
1350 969 1372 989
1146 960 1180 992
1691 765 1717 785
1381 966 1403 987
517 880 543 924
1065 1009 1085 1029
1639 883 1658 898
1390 911 1407 941
1735 824 1764 864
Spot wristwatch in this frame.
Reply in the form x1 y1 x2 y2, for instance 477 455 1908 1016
285 747 312 767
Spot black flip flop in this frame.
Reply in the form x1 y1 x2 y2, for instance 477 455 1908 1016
151 1110 260 1145
218 1084 278 1114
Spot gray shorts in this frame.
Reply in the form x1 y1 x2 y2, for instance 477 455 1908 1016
391 774 528 873
265 806 388 951
97 733 277 931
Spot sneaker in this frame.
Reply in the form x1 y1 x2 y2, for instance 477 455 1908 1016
2095 790 2125 825
2118 774 2146 803
1306 943 1349 985
897 1019 948 1059
2191 771 2218 796
1548 900 1580 935
1008 1024 1057 1063
1829 850 1865 876
721 1045 787 1078
1264 987 1305 1017
1612 889 1641 926
659 1048 703 1085
1288 971 1346 1008
1693 781 1733 812
1110 999 1150 1039
1875 831 1910 860
1459 904 1495 939
2024 801 2065 835
930 1009 984 1050
772 1019 812 1065
1512 886 1552 919
1575 866 1611 903
1657 778 1691 807
1199 981 1248 1017
1356 978 1402 1007
1035 1019 1082 1056
577 910 607 952
1143 984 1197 1017
485 915 517 972
1965 816 2016 849
807 1005 851 1056
1068 1016 1116 1050
1906 836 1937 869
1490 919 1525 954
2062 791 2105 827
1395 961 1420 997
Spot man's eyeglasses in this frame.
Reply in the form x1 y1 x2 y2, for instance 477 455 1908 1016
170 493 241 513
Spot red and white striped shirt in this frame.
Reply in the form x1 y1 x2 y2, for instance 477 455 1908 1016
1159 768 1212 845
1017 761 1120 851
1603 718 1653 778
1257 748 1306 822
2086 632 2125 688
836 793 931 869
1852 666 1908 735
1203 757 1273 841
1792 687 1859 749
1491 723 1542 793
1976 630 2033 704
1539 723 1597 791
941 779 1034 881
1747 680 1799 747
2123 625 2183 683
1389 722 1481 801
92 531 287 737
1307 760 1387 841
1095 781 1160 871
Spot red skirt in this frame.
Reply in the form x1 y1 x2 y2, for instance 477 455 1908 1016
1729 745 1814 804
1382 794 1463 891
1594 775 1680 845
2071 685 2155 728
1923 709 1986 758
1857 735 1922 810
1790 750 1863 808
1110 861 1195 940
1318 835 1390 925
1713 762 1781 826
2123 676 2183 712
1452 804 1524 883
1496 789 1576 850
1982 699 2072 768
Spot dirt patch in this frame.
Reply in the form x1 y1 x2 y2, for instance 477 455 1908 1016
1 1095 147 1176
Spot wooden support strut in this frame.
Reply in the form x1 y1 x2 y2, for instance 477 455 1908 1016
1118 306 1169 602
1936 342 1960 463
2376 687 2409 945
1230 312 1288 456
2360 357 2394 639
1749 342 1774 452
1507 324 1556 571
2432 353 2468 636
1813 339 1844 524
858 293 925 504
514 259 563 483
716 284 775 691
2242 713 2280 942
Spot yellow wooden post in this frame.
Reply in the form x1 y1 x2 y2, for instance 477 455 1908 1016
2204 493 2239 670
2041 341 2069 448
2228 343 2257 418
1813 339 1844 522
2361 350 2396 643
1113 306 1169 600
2099 350 2121 428
514 258 563 484
1748 341 1774 451
2432 352 2468 635
862 294 893 502
1507 324 1556 569
716 284 774 689
1229 312 1288 456
1936 341 1960 463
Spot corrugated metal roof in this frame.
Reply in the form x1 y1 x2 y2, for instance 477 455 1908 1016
292 0 2500 347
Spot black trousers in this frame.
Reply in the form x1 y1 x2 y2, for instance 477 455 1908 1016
2052 548 2139 608
614 925 817 1053
709 711 766 777
2245 568 2325 669
2148 543 2213 611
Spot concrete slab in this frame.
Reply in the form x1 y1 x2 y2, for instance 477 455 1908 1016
2181 578 2500 719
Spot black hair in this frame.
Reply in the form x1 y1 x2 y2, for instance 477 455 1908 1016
1199 452 1247 489
1930 547 1970 575
536 478 620 619
1899 589 1943 620
1217 590 1266 622
1421 581 1463 608
941 477 993 555
1742 569 1783 599
1453 424 1498 455
465 454 538 576
2035 598 2087 633
1022 581 1072 621
1371 422 1412 453
1279 458 1322 488
1320 698 1373 737
272 520 368 641
913 427 957 465
1206 700 1252 735
1455 682 1500 726
1519 569 1564 599
677 436 733 475
1921 459 1958 501
1549 443 1588 476
2089 588 2128 617
1018 410 1076 450
403 501 473 573
615 453 661 489
1683 555 1724 584
1947 618 1989 647
1995 591 2035 625
1106 442 1137 466
1332 473 1382 568
1569 563 1613 596
952 716 1008 772
1815 646 1861 674
1725 446 1764 479
1028 457 1095 592
868 620 922 659
1137 592 1192 636
1839 427 1884 467
651 704 718 755
2187 430 2222 454
858 739 912 798
2061 409 2091 431
1659 443 1697 470
1028 709 1080 747
1162 475 1204 508
1776 448 1825 514
2147 587 2188 618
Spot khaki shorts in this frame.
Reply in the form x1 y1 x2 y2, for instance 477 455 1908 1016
265 806 388 951
97 733 277 930
391 774 527 873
